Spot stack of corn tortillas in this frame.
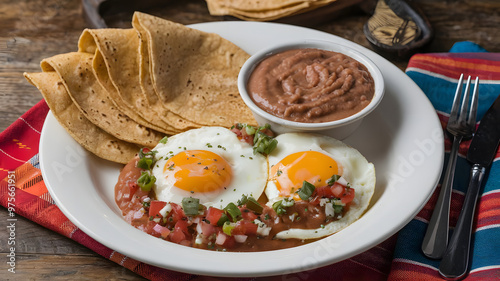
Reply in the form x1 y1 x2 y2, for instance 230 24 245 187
206 0 337 21
24 12 255 164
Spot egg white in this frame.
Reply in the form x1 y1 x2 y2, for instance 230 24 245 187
151 127 268 209
265 133 376 239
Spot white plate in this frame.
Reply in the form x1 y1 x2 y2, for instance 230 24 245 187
40 22 444 277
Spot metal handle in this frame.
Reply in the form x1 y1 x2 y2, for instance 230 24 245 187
439 163 486 280
422 135 462 259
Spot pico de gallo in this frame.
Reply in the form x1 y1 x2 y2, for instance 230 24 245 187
114 124 356 252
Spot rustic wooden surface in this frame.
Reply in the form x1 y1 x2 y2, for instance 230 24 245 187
1 0 500 279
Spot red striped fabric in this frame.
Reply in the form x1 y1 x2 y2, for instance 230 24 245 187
407 53 500 80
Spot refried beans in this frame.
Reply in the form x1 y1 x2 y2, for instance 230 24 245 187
247 48 375 123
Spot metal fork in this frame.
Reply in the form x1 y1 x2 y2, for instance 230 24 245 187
421 74 479 259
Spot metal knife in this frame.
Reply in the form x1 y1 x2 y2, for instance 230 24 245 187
439 92 500 279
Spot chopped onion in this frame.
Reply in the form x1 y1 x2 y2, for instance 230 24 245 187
324 202 335 217
337 176 349 186
215 232 227 245
319 198 329 207
133 210 144 219
159 203 171 217
152 224 170 238
234 235 248 243
195 233 203 245
152 224 164 233
254 219 272 236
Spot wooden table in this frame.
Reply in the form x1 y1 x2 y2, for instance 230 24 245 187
1 0 499 279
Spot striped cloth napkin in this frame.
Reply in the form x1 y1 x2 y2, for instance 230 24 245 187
0 41 498 280
388 41 500 280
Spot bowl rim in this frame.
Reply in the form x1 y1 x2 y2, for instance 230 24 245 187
237 39 385 129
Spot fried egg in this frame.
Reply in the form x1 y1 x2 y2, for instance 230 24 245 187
151 127 268 209
265 133 376 239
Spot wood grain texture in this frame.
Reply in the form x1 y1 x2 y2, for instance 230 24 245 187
0 211 147 280
1 0 500 279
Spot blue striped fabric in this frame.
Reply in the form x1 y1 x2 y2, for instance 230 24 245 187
388 42 500 280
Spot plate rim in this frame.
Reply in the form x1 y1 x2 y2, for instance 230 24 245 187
39 21 444 277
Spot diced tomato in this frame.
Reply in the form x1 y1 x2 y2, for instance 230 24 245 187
340 187 355 204
260 128 274 138
330 183 355 204
314 185 334 198
122 181 149 202
231 126 253 145
230 127 243 138
330 183 345 198
169 228 186 244
309 195 321 206
148 201 168 218
153 223 171 239
240 207 258 221
205 207 224 226
311 183 355 204
232 220 258 235
127 181 140 195
145 221 162 238
198 220 218 237
169 220 190 244
215 231 236 248
179 240 192 246
167 203 186 224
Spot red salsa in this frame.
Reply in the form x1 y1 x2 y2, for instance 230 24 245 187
115 153 355 252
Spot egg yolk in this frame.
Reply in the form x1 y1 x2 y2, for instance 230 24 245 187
270 151 339 199
164 150 232 193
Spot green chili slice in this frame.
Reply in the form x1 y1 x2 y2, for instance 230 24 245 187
224 202 241 221
137 157 153 170
237 194 249 206
332 204 344 214
253 131 278 155
181 197 200 216
222 221 235 236
237 194 263 213
245 196 263 214
272 198 294 215
159 136 168 144
217 213 229 226
137 148 158 170
137 172 156 191
282 198 295 207
272 201 285 215
244 125 256 135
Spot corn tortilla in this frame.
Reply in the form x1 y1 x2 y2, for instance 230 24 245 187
132 12 257 127
24 71 139 164
78 29 176 135
41 52 164 148
132 23 203 131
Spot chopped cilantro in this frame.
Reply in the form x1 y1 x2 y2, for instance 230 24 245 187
297 181 316 200
327 175 341 185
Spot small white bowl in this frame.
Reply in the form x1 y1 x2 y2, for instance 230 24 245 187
238 39 385 139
